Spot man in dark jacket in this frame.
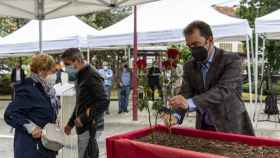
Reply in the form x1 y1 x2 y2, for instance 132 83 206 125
11 63 25 100
147 62 162 100
62 48 109 158
11 63 25 83
164 21 254 136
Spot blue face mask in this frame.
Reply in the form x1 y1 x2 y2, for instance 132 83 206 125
65 65 77 81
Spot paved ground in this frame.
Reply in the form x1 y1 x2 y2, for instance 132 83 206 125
1 99 280 158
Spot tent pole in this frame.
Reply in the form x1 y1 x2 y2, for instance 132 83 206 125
246 36 253 105
132 5 138 121
260 37 266 104
37 0 44 53
127 46 131 67
253 33 259 123
250 37 255 77
39 19 43 53
87 48 90 63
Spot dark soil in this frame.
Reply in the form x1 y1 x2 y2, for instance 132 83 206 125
136 131 280 158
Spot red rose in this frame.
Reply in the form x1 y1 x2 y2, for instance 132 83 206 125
167 48 179 59
136 59 147 69
162 60 177 69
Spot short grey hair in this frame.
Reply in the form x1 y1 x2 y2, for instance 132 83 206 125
61 48 84 62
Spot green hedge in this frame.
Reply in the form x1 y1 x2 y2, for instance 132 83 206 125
242 80 280 95
0 74 12 95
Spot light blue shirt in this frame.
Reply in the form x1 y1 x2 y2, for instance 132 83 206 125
174 48 215 122
121 70 131 86
98 68 113 86
187 48 215 112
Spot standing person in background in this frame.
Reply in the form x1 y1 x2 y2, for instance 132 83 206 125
55 62 64 84
62 48 108 158
117 64 131 114
11 63 26 100
147 61 162 100
97 62 113 115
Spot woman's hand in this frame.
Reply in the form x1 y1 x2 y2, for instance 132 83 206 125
32 127 42 139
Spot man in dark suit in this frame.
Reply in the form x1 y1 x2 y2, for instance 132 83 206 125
165 21 254 136
11 63 25 83
11 63 25 100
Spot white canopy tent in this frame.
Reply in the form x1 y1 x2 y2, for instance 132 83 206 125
0 0 158 52
254 9 280 123
0 16 98 55
0 0 158 122
256 9 280 40
0 0 158 20
88 0 252 47
88 0 253 106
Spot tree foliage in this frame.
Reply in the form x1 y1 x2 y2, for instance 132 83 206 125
238 0 280 73
0 17 27 37
79 7 131 30
238 0 280 93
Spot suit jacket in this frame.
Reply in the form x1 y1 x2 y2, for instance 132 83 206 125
11 68 25 83
178 48 254 136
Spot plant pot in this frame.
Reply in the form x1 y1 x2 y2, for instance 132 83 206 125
106 125 280 158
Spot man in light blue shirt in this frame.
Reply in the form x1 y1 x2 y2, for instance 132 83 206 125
162 21 254 135
98 63 113 115
118 64 131 114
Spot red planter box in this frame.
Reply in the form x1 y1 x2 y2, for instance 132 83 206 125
106 125 280 158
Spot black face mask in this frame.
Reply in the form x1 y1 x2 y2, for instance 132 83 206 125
191 46 208 62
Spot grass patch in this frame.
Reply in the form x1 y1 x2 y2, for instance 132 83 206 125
0 95 11 100
242 93 266 102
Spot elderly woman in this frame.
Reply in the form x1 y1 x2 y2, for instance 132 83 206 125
4 54 60 158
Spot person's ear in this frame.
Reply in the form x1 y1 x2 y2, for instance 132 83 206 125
207 36 214 44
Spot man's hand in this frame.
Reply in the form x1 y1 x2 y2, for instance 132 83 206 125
169 95 188 110
74 117 84 128
86 108 91 117
160 113 177 126
32 127 42 139
64 125 72 136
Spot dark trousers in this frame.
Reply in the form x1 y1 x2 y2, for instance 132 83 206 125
118 86 130 112
201 111 216 131
149 83 162 100
104 85 112 112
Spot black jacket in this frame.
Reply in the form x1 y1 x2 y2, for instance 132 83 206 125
11 68 25 83
67 65 109 135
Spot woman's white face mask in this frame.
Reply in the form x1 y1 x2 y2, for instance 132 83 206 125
46 74 57 86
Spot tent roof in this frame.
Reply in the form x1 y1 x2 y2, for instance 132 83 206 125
255 9 280 40
89 0 251 47
0 16 98 55
0 0 158 20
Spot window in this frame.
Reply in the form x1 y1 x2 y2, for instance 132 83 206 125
219 42 233 52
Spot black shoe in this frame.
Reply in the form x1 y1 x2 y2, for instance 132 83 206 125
124 110 129 113
118 111 123 114
106 111 110 115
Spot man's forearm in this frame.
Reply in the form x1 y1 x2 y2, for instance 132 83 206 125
67 109 76 127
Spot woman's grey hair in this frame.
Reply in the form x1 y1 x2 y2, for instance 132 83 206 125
61 48 84 62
